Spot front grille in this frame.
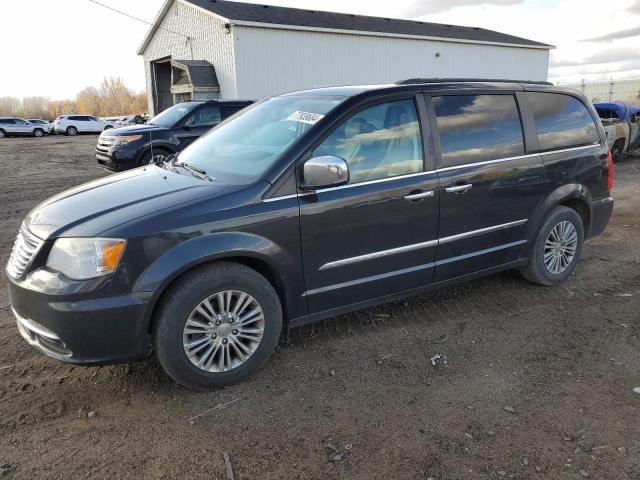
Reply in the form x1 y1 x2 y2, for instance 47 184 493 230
7 223 44 279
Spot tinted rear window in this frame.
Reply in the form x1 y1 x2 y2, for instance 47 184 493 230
432 94 524 166
525 92 599 151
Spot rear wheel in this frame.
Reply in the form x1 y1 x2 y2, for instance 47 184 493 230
520 206 584 286
153 262 283 390
33 128 44 137
0 129 5 139
66 126 77 136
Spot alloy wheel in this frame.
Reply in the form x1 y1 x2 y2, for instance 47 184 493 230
543 220 578 274
182 290 265 373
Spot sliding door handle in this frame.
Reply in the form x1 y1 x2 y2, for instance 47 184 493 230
445 183 473 194
404 190 434 202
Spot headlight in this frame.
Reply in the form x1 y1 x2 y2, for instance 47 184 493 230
115 135 142 145
46 238 126 280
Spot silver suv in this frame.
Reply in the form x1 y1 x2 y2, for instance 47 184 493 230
0 118 48 138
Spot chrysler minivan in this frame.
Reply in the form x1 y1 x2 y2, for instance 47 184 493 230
6 80 614 390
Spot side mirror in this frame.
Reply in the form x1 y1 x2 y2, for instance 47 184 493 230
302 156 349 190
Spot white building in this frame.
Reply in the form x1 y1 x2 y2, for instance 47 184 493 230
138 0 553 114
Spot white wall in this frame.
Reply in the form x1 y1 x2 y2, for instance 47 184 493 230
142 1 237 114
233 26 550 100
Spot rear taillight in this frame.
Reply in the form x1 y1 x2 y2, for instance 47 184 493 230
607 150 614 191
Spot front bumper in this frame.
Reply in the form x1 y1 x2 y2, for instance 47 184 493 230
8 275 152 365
95 146 139 172
589 196 614 238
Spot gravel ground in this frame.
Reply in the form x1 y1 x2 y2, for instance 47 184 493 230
0 135 639 480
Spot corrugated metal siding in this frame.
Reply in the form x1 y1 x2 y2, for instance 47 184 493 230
143 1 237 113
233 26 549 99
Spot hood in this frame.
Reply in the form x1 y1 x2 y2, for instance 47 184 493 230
103 124 164 136
26 166 229 239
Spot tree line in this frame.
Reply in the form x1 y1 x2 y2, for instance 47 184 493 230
0 77 147 120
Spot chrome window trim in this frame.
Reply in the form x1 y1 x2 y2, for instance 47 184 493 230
316 170 438 193
319 219 527 270
319 239 439 270
436 143 600 173
262 144 602 203
305 239 527 296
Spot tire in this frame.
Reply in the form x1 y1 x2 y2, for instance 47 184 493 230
139 148 170 166
153 262 283 390
104 125 113 131
520 206 584 286
0 129 5 139
33 128 44 137
611 140 625 162
66 126 78 136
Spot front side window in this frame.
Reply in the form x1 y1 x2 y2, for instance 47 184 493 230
433 94 524 166
311 99 423 184
185 104 221 126
149 102 200 128
526 92 599 150
177 94 346 185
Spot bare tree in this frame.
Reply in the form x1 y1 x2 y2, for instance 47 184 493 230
100 77 135 116
20 96 50 119
0 97 21 116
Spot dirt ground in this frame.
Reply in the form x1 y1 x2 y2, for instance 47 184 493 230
0 135 638 480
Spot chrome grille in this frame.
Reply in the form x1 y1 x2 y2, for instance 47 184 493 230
96 135 116 153
7 223 43 279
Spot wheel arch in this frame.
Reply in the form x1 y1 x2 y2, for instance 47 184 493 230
526 184 593 247
135 143 176 165
135 234 291 334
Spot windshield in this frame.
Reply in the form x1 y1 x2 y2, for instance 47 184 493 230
149 102 200 128
177 95 346 184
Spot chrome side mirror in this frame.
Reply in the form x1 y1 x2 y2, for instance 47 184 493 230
302 156 349 189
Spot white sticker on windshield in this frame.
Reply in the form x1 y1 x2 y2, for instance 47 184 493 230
286 111 325 125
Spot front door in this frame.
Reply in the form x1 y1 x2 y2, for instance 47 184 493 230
14 119 32 134
427 92 546 282
299 96 440 314
176 103 222 150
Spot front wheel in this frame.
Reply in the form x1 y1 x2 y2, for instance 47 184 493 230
0 129 5 139
66 126 77 136
153 262 283 390
33 128 44 137
520 206 584 286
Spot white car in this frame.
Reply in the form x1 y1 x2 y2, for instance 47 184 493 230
53 115 115 136
115 115 146 127
0 117 49 138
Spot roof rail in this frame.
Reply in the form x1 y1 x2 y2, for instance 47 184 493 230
396 78 553 86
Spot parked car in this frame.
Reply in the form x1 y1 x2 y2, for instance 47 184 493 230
594 101 640 161
115 115 146 128
0 117 48 138
53 115 115 136
95 100 252 172
6 80 614 390
27 119 53 134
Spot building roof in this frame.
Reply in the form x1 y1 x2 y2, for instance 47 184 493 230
138 0 553 54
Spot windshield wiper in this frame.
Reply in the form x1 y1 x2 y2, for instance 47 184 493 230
175 162 212 181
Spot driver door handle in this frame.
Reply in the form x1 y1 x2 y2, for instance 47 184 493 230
445 183 473 194
404 190 434 202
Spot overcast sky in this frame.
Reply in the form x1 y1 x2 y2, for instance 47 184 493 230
2 0 639 99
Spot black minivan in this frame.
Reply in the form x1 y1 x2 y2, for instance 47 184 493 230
7 80 613 390
95 100 252 172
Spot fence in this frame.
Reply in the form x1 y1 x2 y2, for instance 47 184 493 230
557 78 640 103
